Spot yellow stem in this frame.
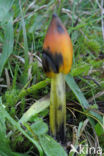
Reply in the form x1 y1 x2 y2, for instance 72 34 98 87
50 73 66 141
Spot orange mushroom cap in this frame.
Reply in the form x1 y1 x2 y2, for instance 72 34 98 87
42 14 73 77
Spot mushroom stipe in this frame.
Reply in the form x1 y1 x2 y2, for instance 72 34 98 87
50 73 66 142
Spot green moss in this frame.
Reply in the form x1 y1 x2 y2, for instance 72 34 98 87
5 89 19 117
84 39 101 54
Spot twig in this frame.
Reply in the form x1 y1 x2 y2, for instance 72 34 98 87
0 85 7 88
83 75 101 87
26 1 36 11
13 55 25 64
96 0 102 9
88 90 104 102
14 5 47 24
19 42 42 66
28 52 33 81
67 106 76 118
28 52 42 64
62 8 81 22
5 68 10 89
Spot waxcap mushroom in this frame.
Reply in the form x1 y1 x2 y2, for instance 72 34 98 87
42 14 73 142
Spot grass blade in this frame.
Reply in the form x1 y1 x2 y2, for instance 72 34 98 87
39 135 67 156
19 96 50 123
65 74 103 123
19 0 29 83
0 17 14 77
65 74 89 109
0 0 14 22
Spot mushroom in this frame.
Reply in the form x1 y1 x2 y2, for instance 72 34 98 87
42 14 73 142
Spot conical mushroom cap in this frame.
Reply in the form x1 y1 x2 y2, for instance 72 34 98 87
42 14 73 77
